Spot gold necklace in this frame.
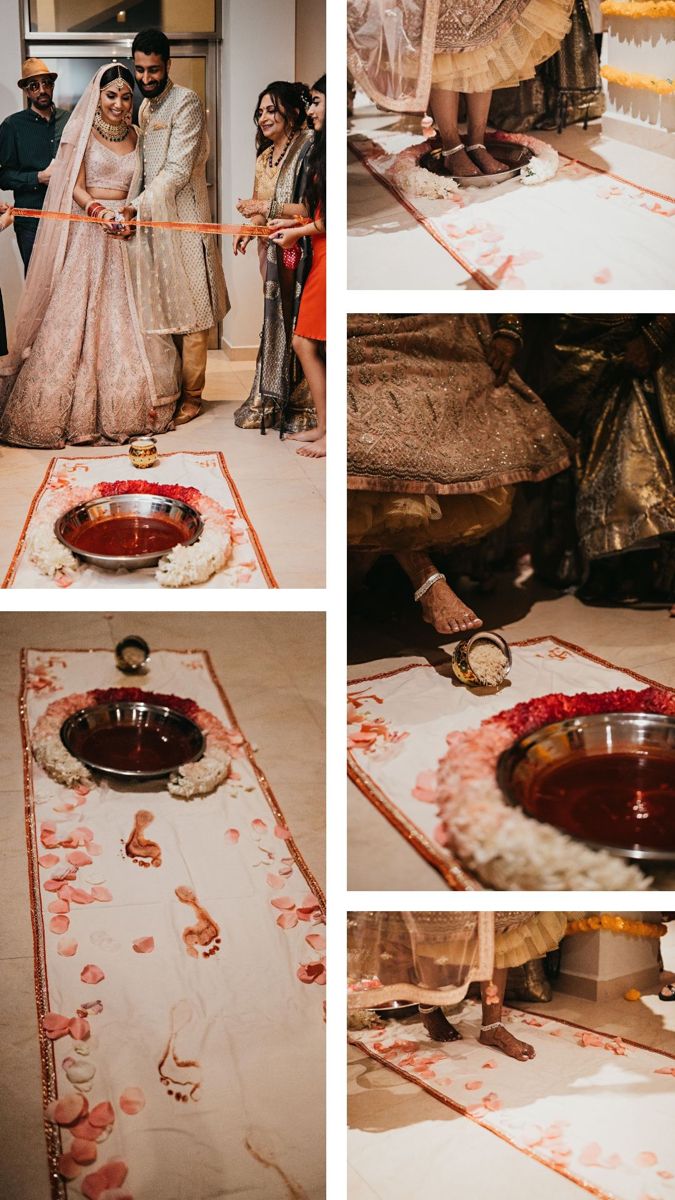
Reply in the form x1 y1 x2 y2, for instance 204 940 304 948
93 109 129 143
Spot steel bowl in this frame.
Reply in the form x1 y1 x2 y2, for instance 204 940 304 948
61 701 205 780
497 711 675 862
54 493 204 570
373 1001 419 1020
418 145 521 186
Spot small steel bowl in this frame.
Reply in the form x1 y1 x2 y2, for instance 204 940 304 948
451 632 512 688
61 701 205 780
497 711 675 862
374 1001 419 1020
55 493 203 570
419 145 521 186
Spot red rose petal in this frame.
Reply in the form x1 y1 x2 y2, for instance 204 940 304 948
57 1152 81 1180
89 1101 115 1129
50 915 70 934
68 1017 90 1041
48 899 70 914
71 1138 98 1165
55 1093 88 1125
42 1013 71 1039
67 850 93 867
224 828 239 843
82 1158 128 1200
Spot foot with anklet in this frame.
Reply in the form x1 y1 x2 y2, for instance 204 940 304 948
441 143 482 178
480 1022 535 1061
418 575 482 635
420 1006 462 1042
466 143 509 175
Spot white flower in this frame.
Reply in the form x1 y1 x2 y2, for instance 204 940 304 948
520 145 559 186
386 158 460 199
28 524 77 577
156 527 232 588
33 735 91 788
168 746 231 799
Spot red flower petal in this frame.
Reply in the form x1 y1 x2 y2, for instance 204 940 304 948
50 915 70 934
68 1017 90 1041
224 828 240 843
132 937 155 954
89 1101 115 1129
57 937 78 957
81 964 105 985
270 897 295 910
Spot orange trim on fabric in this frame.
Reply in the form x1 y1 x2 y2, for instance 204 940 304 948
11 207 310 238
557 155 675 205
349 136 497 290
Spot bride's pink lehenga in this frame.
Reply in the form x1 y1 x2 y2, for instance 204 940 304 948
0 137 179 448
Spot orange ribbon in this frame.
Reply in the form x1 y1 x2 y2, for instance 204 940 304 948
10 207 309 238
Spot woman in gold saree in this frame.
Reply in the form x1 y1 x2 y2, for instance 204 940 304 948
347 313 572 634
233 81 315 433
347 0 573 177
348 911 567 1059
525 315 675 613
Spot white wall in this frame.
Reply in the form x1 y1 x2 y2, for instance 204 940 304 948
220 0 297 356
604 15 675 136
0 4 26 335
295 0 326 91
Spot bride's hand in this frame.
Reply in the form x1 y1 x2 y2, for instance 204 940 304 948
237 198 267 218
487 335 518 385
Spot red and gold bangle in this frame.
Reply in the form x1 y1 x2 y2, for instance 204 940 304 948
86 201 105 219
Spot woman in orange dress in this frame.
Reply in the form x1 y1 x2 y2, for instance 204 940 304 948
271 76 326 458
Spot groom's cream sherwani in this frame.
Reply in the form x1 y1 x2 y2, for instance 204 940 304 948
129 80 229 338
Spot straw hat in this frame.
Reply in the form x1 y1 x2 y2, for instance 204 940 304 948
18 58 58 89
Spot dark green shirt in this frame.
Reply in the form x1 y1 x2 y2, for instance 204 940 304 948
0 105 69 226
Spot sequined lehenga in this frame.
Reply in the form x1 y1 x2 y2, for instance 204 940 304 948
0 136 179 448
348 911 567 1008
347 314 572 552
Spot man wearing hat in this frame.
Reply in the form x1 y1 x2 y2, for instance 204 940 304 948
0 59 69 272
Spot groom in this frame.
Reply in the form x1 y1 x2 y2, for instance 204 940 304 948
122 28 229 426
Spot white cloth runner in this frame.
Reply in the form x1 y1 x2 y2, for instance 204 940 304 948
350 131 675 290
350 1003 675 1200
348 637 655 889
23 649 324 1199
4 451 276 588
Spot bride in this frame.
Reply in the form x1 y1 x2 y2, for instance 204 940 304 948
0 63 179 447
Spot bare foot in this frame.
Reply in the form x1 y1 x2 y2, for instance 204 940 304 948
419 579 483 635
287 428 321 442
480 1024 535 1061
468 146 509 175
442 146 481 177
297 435 326 458
420 1007 462 1042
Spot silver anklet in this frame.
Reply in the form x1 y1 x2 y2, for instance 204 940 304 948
481 1022 504 1032
414 572 445 602
441 143 465 159
466 143 486 151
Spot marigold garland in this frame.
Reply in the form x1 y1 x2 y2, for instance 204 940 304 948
566 915 667 937
601 65 675 94
601 1 675 17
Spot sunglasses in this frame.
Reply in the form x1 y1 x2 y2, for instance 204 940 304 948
25 79 53 92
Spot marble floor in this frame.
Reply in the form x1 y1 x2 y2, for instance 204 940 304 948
348 573 675 891
347 99 675 291
0 611 325 1200
0 352 325 589
348 923 675 1200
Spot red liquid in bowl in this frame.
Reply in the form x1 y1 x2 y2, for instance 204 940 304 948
70 515 188 557
524 751 675 851
72 723 197 774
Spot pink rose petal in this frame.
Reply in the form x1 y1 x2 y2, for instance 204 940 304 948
119 1087 145 1115
482 1091 501 1111
71 1138 98 1165
81 964 105 985
49 898 70 914
82 1159 128 1200
274 824 292 840
251 818 267 833
68 1017 90 1041
132 937 155 954
465 1081 482 1091
270 896 295 910
224 828 240 843
88 843 103 856
277 911 299 929
50 915 70 934
58 937 78 957
39 853 60 868
306 933 326 951
42 1013 71 1039
69 887 95 905
89 1101 115 1129
58 1152 81 1180
91 887 112 903
68 850 93 867
266 873 285 889
637 1152 658 1168
55 1093 88 1125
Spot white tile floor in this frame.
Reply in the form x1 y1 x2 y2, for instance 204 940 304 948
348 923 675 1200
0 612 325 1200
347 100 675 290
0 352 325 589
